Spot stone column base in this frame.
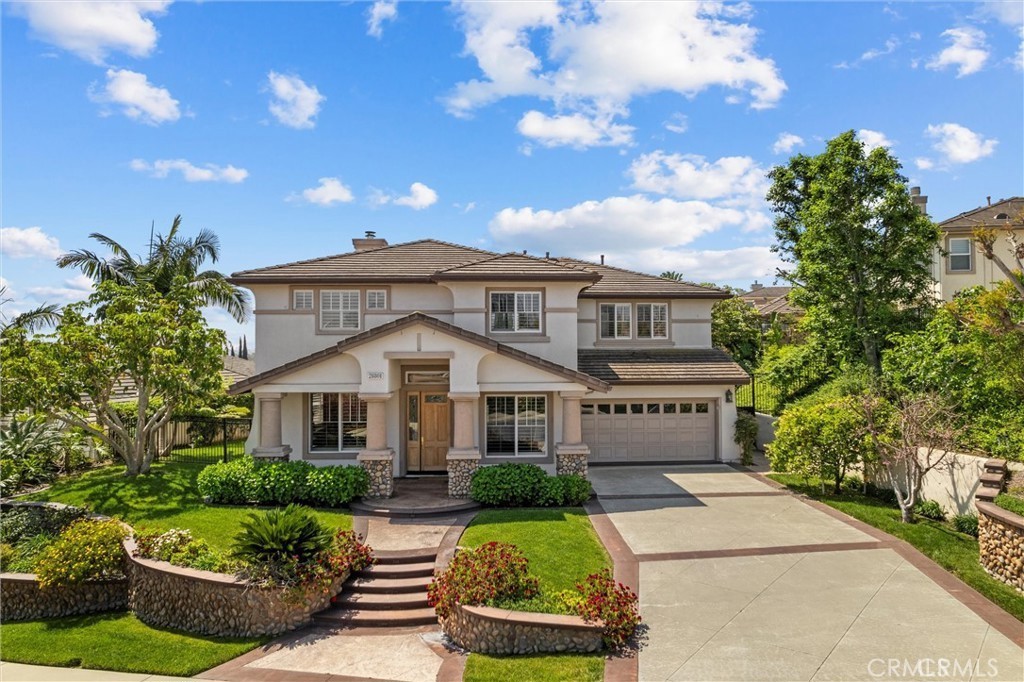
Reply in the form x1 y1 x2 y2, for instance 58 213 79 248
447 449 481 498
555 444 590 478
358 450 395 499
252 445 292 461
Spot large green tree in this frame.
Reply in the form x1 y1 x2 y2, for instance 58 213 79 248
57 215 251 323
711 296 763 371
1 280 224 476
767 130 940 373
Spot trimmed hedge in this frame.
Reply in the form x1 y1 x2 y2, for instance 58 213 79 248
470 464 590 507
197 459 368 507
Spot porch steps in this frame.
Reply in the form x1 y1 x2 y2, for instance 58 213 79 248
976 459 1008 503
349 498 480 518
313 546 438 628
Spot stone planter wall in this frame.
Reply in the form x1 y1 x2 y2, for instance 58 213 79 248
0 573 129 622
441 603 604 655
977 501 1024 592
555 450 589 478
447 456 478 498
124 538 347 637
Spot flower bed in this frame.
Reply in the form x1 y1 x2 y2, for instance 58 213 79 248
977 500 1024 592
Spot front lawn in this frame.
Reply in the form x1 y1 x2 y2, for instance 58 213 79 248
768 473 1024 622
0 612 265 676
463 652 605 682
25 461 351 553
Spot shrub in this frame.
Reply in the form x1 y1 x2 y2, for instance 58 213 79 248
573 568 642 649
952 513 979 537
0 542 14 569
0 416 89 493
864 481 898 506
733 413 758 466
304 465 370 507
197 457 256 504
134 528 234 573
251 460 313 506
34 518 127 587
913 499 946 521
995 494 1024 518
469 463 549 506
0 505 89 545
427 542 539 619
231 505 332 569
536 475 591 506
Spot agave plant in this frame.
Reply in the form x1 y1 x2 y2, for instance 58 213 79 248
231 504 332 567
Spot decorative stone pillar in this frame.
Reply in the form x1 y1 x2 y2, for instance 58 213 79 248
555 392 590 478
447 393 481 498
252 393 292 460
358 394 394 499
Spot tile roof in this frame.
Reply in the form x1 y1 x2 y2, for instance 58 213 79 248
758 296 802 316
939 197 1024 229
228 312 611 395
555 258 731 299
433 253 600 282
577 349 750 385
738 286 792 300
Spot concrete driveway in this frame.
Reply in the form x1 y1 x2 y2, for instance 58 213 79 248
590 465 1023 682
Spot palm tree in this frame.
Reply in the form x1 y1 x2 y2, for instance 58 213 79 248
0 286 62 332
660 271 685 281
57 215 251 322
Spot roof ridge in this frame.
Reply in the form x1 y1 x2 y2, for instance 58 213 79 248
556 256 729 294
939 197 1024 226
435 250 600 276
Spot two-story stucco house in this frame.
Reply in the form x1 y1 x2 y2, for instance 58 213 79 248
227 235 749 497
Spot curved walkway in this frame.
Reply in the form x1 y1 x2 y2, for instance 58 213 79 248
588 464 1023 682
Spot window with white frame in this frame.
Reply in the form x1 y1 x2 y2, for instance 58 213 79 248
485 395 546 456
310 393 367 451
293 290 313 310
599 303 632 339
366 290 387 310
320 290 360 330
948 238 972 272
489 292 541 332
637 303 668 339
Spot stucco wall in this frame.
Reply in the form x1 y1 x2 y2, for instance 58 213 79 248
755 412 777 451
934 228 1023 302
576 299 713 350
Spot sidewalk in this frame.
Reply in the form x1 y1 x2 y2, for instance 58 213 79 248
0 662 223 682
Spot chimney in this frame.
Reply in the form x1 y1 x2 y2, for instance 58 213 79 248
751 280 763 291
987 196 992 206
600 255 605 265
545 251 550 259
352 230 388 252
909 186 928 216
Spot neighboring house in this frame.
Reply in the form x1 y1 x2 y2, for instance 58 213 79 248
737 283 801 318
226 236 749 486
932 195 1024 301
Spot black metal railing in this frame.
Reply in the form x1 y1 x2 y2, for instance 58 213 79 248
156 417 251 463
735 360 832 416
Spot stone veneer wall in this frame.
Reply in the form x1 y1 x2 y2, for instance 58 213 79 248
977 501 1024 592
361 458 394 499
441 603 604 655
447 458 478 498
124 538 347 637
556 451 588 478
0 574 129 622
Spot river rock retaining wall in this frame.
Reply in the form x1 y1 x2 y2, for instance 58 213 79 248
441 603 604 655
977 501 1024 592
0 574 129 622
124 538 346 637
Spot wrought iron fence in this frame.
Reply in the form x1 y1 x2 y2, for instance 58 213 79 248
155 417 251 464
735 360 832 416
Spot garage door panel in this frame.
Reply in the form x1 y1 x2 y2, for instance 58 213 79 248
582 399 716 463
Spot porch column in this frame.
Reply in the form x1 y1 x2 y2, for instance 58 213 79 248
358 393 394 498
555 391 590 478
447 392 481 498
252 393 292 460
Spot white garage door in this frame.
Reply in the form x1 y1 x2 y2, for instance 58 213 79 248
582 399 717 463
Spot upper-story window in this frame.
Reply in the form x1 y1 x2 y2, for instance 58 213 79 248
490 292 541 332
948 238 972 272
366 289 387 310
321 290 360 330
293 290 313 310
637 303 668 339
599 303 632 339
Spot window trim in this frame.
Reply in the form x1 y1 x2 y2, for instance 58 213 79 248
319 289 361 331
366 289 388 311
488 290 543 334
484 394 548 458
308 392 368 453
599 303 633 339
946 236 974 274
293 289 314 311
636 302 669 339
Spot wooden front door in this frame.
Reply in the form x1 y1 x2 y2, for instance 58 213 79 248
407 392 449 472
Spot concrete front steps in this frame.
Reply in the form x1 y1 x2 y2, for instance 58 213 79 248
976 459 1008 503
313 548 438 628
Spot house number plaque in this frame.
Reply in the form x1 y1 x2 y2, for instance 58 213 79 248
367 371 384 380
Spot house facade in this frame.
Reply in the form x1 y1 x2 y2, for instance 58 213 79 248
931 195 1024 301
228 236 749 497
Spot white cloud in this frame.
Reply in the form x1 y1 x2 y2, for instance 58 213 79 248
1 226 63 260
446 1 785 147
977 1 1023 27
89 68 180 125
914 157 935 170
10 0 171 64
27 274 94 303
289 178 355 206
516 110 634 149
628 152 769 209
927 27 989 77
131 158 249 183
858 129 894 152
925 123 997 164
388 182 439 210
772 132 804 154
265 71 325 129
836 35 901 68
367 0 398 38
663 113 688 134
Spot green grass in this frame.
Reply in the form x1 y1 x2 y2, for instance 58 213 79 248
768 473 1024 622
994 493 1024 517
464 652 605 682
0 612 265 676
25 461 351 553
167 438 247 459
460 508 611 592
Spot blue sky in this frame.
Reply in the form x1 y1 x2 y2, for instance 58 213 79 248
3 1 1022 347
